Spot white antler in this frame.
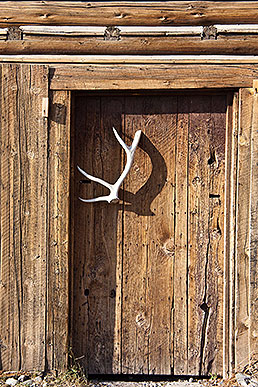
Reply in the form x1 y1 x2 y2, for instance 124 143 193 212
78 127 141 204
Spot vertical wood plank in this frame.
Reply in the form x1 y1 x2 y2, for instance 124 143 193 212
72 95 123 374
122 95 176 374
19 65 49 370
235 89 253 370
224 92 238 378
173 95 189 375
188 95 226 376
0 64 22 370
249 90 258 365
47 90 71 371
0 64 49 370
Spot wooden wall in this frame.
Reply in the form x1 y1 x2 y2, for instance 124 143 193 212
0 65 70 371
0 48 257 376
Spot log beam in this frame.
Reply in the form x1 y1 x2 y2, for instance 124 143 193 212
1 36 258 55
1 2 258 27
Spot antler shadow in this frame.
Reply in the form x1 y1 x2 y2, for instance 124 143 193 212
119 132 167 216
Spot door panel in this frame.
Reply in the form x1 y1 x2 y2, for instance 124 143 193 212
72 93 228 376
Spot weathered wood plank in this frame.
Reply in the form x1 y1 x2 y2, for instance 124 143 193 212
235 88 253 370
173 95 189 375
1 2 258 27
205 95 226 376
72 95 123 374
249 91 258 365
19 65 49 370
188 94 226 376
4 36 258 55
223 92 239 378
47 90 70 370
4 56 258 65
0 64 49 370
0 64 22 370
50 65 258 90
121 95 176 374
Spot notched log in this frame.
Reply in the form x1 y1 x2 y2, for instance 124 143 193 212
104 26 121 41
202 25 217 40
7 26 22 40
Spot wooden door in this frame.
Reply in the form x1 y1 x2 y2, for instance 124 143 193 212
71 92 229 376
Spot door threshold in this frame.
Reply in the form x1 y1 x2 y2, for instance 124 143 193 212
88 374 210 382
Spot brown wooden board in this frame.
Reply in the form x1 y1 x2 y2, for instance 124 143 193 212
224 92 238 378
0 64 48 370
1 2 258 27
47 90 71 370
187 95 226 376
235 88 258 369
50 65 258 91
4 36 258 55
71 91 229 376
235 89 253 369
250 91 258 365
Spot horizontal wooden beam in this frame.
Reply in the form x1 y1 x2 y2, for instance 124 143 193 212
49 64 258 90
2 55 258 65
1 2 258 27
2 37 258 55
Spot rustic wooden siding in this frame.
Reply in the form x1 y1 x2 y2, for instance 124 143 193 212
0 60 257 376
0 64 48 370
1 2 258 27
0 67 71 372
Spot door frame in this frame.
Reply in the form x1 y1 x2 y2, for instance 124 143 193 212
46 60 258 377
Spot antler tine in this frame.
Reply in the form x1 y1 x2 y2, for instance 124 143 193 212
114 129 141 189
79 195 113 203
112 127 129 152
77 165 112 190
78 127 141 204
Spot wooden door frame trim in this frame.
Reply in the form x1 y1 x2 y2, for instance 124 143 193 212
47 62 258 90
54 85 242 378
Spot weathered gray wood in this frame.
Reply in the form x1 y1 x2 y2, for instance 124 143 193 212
1 2 258 27
0 64 49 370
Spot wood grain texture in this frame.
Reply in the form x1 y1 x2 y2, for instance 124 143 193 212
72 95 124 374
121 96 176 375
224 92 239 378
0 64 21 371
4 36 258 55
235 89 253 370
50 65 258 90
71 93 228 376
188 95 226 376
250 91 258 364
0 64 48 370
47 91 70 371
173 95 189 375
1 2 258 27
